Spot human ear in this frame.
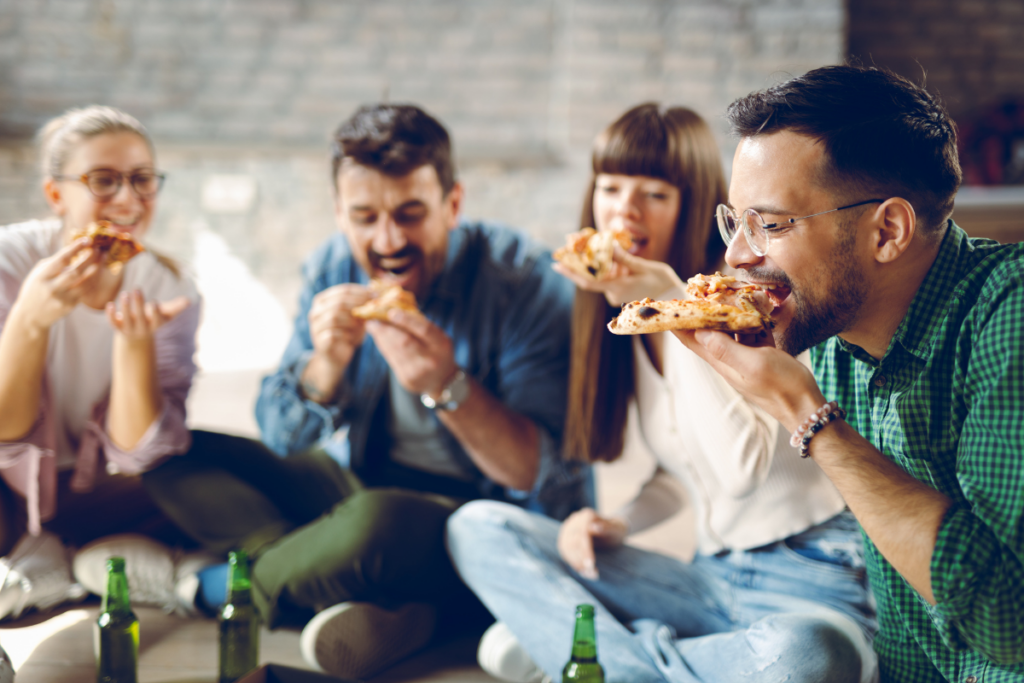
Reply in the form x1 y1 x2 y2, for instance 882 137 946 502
43 177 66 216
444 182 464 230
872 198 916 264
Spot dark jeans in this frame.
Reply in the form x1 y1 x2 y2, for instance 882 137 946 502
142 430 481 628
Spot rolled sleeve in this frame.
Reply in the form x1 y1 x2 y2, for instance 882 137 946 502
98 296 200 473
255 250 351 456
927 280 1024 664
256 349 342 456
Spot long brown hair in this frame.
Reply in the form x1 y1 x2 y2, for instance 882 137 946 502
564 103 727 463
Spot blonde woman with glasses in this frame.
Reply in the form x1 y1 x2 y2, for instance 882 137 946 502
0 105 200 621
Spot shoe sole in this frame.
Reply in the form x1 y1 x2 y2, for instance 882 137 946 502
300 602 436 679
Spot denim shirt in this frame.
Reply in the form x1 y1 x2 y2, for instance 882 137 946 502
255 219 589 520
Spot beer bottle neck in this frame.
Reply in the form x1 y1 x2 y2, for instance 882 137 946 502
102 569 132 614
570 615 598 662
225 552 253 605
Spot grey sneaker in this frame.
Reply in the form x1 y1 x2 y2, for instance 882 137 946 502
300 601 437 679
72 533 218 616
477 621 551 683
0 639 13 683
0 531 87 621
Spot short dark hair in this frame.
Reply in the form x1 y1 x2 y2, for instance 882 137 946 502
726 65 962 235
330 104 455 194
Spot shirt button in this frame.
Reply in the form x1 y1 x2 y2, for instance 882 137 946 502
873 375 887 387
966 676 978 683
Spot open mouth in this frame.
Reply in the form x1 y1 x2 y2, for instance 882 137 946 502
760 283 792 311
103 218 140 233
626 232 648 255
379 261 415 276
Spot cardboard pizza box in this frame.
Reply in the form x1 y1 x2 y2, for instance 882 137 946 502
235 663 360 683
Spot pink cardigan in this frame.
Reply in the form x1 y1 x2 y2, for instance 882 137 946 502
0 220 200 535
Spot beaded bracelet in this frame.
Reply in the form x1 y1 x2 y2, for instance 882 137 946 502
790 400 847 458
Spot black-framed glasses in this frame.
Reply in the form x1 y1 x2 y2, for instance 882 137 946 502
716 199 885 257
53 169 166 199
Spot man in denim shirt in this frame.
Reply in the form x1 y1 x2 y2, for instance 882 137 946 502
144 104 583 679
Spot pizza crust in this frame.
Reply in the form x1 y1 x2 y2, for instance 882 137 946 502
608 297 767 335
351 283 420 320
607 272 774 335
553 227 632 280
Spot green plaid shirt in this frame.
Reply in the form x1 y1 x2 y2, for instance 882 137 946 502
811 222 1024 683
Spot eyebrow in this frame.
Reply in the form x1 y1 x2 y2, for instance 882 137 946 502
727 201 798 217
348 199 428 213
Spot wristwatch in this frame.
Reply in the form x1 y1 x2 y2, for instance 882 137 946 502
420 369 471 411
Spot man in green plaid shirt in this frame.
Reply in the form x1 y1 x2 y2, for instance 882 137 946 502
676 65 1024 682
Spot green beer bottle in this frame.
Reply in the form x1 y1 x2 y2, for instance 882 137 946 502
562 604 605 683
95 556 139 683
218 550 260 683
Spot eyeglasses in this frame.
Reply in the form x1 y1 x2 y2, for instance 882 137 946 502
53 169 166 199
716 199 885 257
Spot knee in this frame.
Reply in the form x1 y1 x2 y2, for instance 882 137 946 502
755 615 862 683
337 489 450 557
446 501 530 556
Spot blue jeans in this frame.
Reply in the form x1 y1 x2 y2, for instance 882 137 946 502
447 502 878 683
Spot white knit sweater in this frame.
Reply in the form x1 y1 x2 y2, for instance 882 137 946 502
615 331 847 556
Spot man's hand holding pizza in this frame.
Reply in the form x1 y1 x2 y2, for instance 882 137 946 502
300 284 375 403
672 328 825 433
365 309 457 400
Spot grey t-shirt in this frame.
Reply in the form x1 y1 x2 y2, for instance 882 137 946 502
387 371 472 481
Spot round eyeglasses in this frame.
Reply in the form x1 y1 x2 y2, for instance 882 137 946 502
716 199 884 257
53 169 166 199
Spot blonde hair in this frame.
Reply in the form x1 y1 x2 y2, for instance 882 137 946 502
37 106 179 277
37 105 154 177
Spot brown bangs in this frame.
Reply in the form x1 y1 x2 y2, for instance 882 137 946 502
592 103 682 187
567 102 728 465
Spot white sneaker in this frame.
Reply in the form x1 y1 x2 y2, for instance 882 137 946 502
477 621 551 683
0 531 87 621
300 601 437 679
72 533 218 616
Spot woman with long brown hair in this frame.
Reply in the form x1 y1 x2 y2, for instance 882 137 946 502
447 104 876 683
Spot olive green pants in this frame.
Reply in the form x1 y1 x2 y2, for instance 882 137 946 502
142 431 472 627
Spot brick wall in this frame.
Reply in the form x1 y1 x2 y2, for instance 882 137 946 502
0 0 844 319
848 0 1024 121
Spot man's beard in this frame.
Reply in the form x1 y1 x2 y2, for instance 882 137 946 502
753 232 866 356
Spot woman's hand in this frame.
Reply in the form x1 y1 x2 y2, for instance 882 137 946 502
557 507 629 580
14 239 102 331
553 245 685 306
106 290 191 341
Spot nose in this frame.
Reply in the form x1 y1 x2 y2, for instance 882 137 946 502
616 186 643 220
725 229 765 271
108 175 143 206
372 215 406 255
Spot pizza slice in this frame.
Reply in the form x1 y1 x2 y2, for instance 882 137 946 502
70 220 145 272
607 272 773 335
553 227 632 280
351 282 420 321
